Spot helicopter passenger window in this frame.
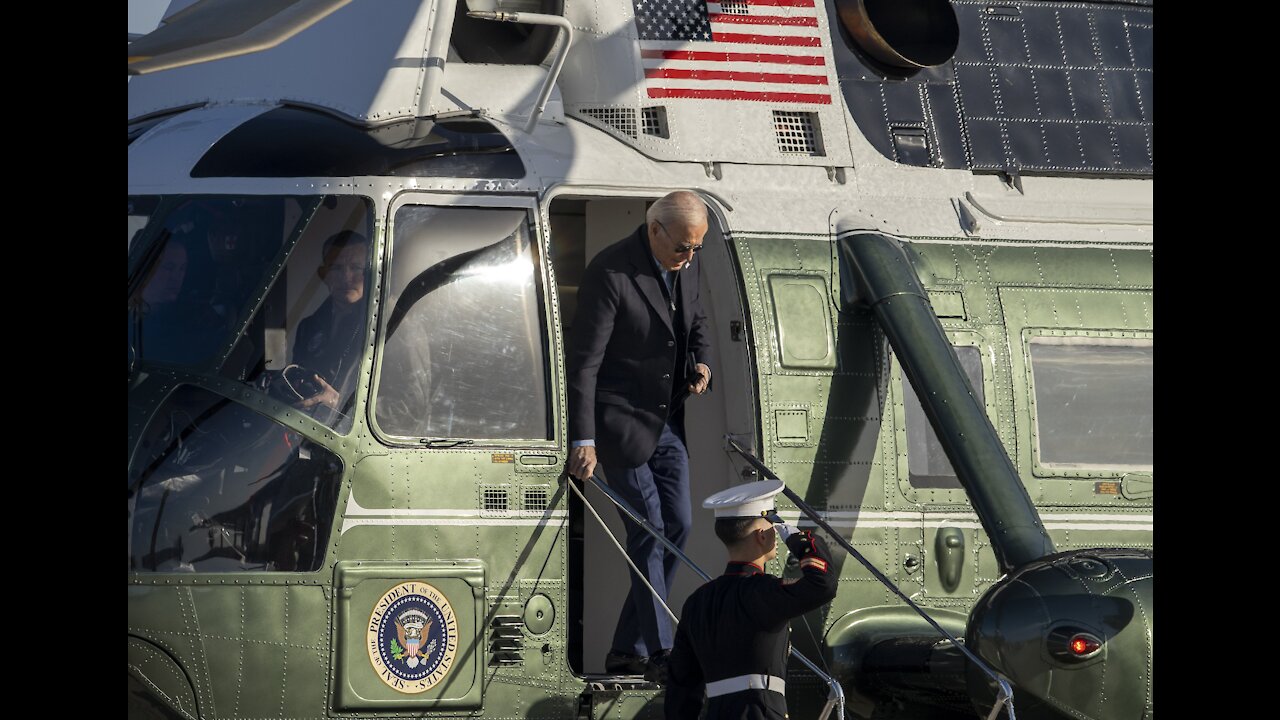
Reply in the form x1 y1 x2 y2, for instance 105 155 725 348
373 206 551 441
902 346 985 489
1028 337 1153 471
128 385 344 573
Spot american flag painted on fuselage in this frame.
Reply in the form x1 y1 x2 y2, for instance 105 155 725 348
634 0 831 105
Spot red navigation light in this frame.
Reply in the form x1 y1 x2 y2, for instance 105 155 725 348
1070 634 1101 656
1048 628 1103 662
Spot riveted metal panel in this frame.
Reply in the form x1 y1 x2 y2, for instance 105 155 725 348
774 408 811 445
768 274 836 369
929 291 967 319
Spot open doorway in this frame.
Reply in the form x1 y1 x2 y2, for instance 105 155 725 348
548 194 760 676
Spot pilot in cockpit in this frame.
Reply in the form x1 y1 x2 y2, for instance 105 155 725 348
286 230 370 421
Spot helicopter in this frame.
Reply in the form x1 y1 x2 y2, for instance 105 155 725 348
128 1 1152 718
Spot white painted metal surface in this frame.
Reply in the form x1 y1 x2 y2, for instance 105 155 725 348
128 0 1152 249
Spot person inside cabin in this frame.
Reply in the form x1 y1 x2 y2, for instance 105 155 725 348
565 190 716 681
288 230 370 423
129 236 227 366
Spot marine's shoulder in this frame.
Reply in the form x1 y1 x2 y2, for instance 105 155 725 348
684 573 744 600
732 572 786 597
679 580 716 614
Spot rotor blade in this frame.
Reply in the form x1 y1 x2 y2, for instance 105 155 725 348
128 0 350 76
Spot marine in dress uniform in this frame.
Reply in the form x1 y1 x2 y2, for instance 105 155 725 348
665 480 838 719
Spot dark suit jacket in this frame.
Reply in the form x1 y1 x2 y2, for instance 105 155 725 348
568 225 716 468
294 298 365 412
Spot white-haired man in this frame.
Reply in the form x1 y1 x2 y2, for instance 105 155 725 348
567 190 717 680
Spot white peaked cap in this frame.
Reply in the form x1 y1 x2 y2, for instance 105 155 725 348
702 479 786 518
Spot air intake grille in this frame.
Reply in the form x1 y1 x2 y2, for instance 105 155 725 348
524 487 550 512
490 615 523 666
578 107 638 139
773 110 822 156
482 486 509 514
641 107 669 138
719 0 749 14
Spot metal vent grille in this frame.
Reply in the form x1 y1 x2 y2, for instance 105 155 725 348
578 107 638 138
719 0 749 14
524 487 550 512
773 110 822 156
490 615 522 666
482 486 509 513
641 107 669 138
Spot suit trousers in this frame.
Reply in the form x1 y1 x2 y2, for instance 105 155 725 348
606 420 691 657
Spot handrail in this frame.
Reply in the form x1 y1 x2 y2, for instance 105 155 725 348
725 437 1016 720
566 473 847 719
467 11 574 133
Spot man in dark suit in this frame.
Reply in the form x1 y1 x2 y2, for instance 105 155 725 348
567 191 717 678
292 230 369 426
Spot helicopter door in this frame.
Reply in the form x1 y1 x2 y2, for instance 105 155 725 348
546 194 757 676
330 195 564 711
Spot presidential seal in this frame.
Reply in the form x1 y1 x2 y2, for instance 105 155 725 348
367 581 459 693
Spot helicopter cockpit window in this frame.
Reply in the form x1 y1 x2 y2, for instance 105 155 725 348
374 206 551 441
903 346 984 489
1028 337 1153 472
128 195 374 433
128 385 344 573
128 195 160 248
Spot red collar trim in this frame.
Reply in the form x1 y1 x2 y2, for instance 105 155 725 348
725 561 764 576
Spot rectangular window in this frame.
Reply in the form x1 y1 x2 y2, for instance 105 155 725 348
1029 337 1152 471
904 345 985 489
374 205 551 441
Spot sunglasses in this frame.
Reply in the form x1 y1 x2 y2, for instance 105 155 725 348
656 220 705 254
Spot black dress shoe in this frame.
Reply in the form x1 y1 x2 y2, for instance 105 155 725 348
644 649 671 684
605 650 648 674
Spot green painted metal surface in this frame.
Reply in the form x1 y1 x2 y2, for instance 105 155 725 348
129 220 1152 718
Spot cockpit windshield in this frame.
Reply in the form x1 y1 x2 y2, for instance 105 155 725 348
128 195 375 432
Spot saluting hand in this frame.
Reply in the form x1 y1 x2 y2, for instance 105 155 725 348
568 445 598 481
688 363 711 395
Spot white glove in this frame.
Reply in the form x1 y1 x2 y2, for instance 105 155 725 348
773 522 798 541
